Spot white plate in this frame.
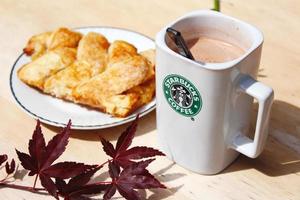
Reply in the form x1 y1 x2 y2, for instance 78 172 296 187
10 27 156 130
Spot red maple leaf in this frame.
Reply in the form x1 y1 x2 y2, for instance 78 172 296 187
103 159 166 200
100 115 165 168
0 154 8 166
55 166 108 200
16 120 95 199
5 159 16 174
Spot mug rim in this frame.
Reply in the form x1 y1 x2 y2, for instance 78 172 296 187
155 9 264 70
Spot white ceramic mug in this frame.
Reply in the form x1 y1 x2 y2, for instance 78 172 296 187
155 10 274 174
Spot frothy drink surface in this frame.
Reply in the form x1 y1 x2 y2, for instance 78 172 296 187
186 36 245 63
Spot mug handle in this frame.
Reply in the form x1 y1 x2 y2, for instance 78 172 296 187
231 75 274 158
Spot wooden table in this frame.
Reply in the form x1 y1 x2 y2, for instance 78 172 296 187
1 0 300 199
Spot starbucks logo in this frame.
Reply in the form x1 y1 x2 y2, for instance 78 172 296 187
163 74 202 117
170 84 192 108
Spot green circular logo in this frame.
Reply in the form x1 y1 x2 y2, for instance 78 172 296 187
163 74 202 117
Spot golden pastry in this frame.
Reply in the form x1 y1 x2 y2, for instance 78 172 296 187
23 32 52 60
18 47 77 90
73 54 149 100
140 49 155 82
23 27 82 60
77 32 109 74
107 40 137 67
43 60 93 101
92 93 140 117
47 27 82 50
126 78 156 108
101 78 155 117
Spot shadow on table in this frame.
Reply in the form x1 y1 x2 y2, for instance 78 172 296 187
43 110 156 142
223 100 300 177
140 185 183 200
140 163 185 200
258 68 267 78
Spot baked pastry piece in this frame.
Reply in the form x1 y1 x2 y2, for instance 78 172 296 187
23 27 82 60
18 47 77 90
72 53 154 117
126 78 155 108
47 28 82 50
140 49 155 81
77 32 110 74
107 40 138 67
73 54 149 101
99 78 155 117
43 60 93 101
23 32 52 60
93 93 140 117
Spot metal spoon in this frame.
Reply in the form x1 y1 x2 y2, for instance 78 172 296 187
166 27 195 60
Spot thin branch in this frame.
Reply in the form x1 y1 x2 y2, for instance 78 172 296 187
0 182 45 194
33 174 38 189
0 174 9 182
97 159 112 169
91 181 112 185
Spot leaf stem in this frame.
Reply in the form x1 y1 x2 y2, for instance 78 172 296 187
0 174 9 182
97 159 112 169
0 182 45 193
33 174 38 189
92 181 112 185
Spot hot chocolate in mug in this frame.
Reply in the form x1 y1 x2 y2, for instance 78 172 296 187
155 10 274 174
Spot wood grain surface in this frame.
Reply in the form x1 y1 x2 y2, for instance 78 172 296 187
0 0 300 199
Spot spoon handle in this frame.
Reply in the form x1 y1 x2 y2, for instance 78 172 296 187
166 27 195 60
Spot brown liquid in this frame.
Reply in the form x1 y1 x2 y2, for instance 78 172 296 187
186 36 245 63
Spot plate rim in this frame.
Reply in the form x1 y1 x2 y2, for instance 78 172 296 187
9 26 156 130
